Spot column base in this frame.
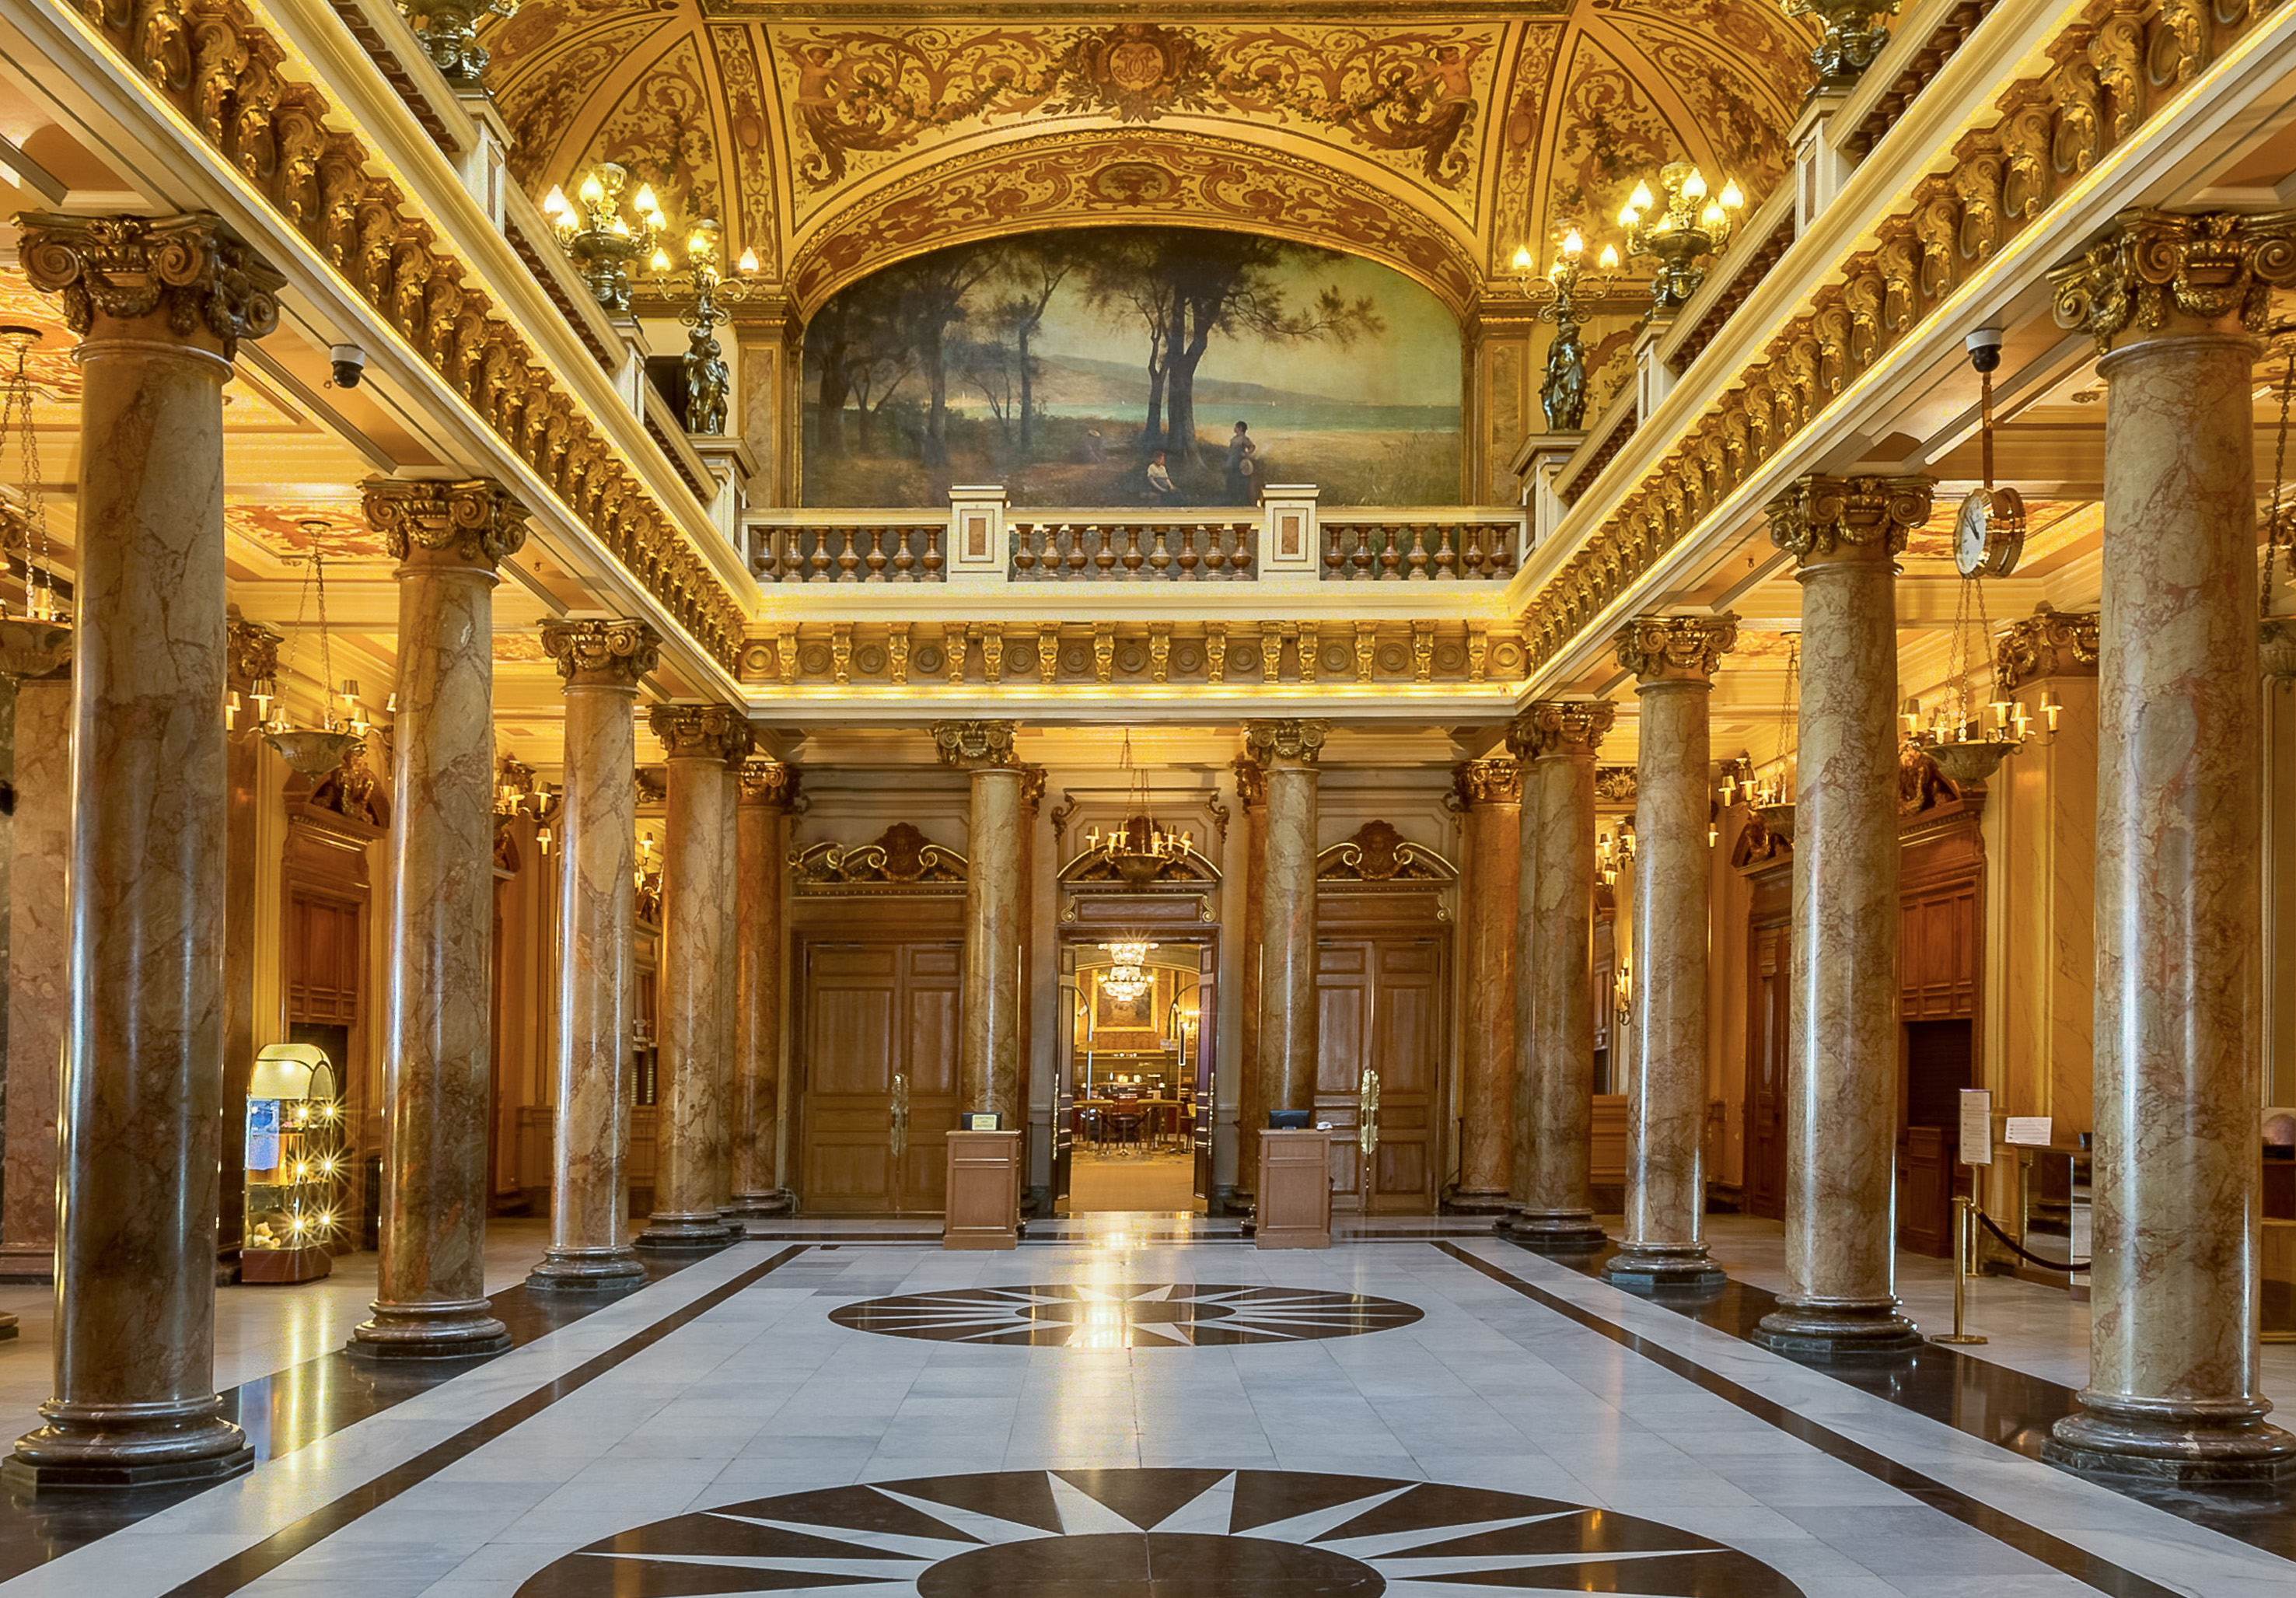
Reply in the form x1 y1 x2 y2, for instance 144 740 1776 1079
0 1243 54 1285
5 1400 252 1493
1602 1243 1726 1292
1442 1188 1516 1215
0 1313 17 1342
729 1189 796 1218
636 1214 740 1252
1751 1300 1922 1359
2043 1394 2296 1484
526 1248 648 1294
348 1299 513 1362
1496 1209 1606 1254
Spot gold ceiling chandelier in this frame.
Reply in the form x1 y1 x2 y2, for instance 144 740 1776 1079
1083 731 1193 887
543 163 665 312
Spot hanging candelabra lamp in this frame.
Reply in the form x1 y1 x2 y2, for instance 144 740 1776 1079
1618 163 1745 310
0 323 72 682
260 544 365 778
1083 730 1193 887
1926 340 2026 785
1751 635 1799 844
542 163 666 312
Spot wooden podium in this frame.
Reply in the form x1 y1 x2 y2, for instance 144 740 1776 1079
943 1130 1022 1250
1255 1128 1333 1249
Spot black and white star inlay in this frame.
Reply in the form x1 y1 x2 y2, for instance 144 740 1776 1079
515 1467 1808 1596
828 1283 1424 1347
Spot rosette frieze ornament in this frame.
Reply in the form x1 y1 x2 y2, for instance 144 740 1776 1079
540 617 659 688
1613 614 1740 684
1507 700 1616 761
931 719 1018 770
362 477 529 571
16 212 282 358
1994 606 2100 690
738 756 799 809
648 703 751 766
1452 757 1524 807
1766 474 1934 565
1243 718 1328 768
2049 208 2296 351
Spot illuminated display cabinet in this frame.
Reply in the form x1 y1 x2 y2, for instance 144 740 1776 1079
242 1044 346 1284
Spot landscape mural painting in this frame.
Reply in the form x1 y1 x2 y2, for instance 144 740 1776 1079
799 226 1463 509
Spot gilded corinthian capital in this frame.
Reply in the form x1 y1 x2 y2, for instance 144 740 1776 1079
1613 614 1739 682
931 719 1017 770
2050 208 2296 352
738 757 799 809
1766 474 1933 563
648 703 752 765
362 477 529 569
15 212 283 358
541 618 660 688
1994 605 2099 691
1243 719 1328 768
1452 757 1524 807
1508 700 1616 761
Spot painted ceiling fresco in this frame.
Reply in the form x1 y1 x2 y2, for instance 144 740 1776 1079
483 2 1820 313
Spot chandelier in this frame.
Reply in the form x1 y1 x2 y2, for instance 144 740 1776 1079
1513 224 1619 433
0 323 68 631
260 545 364 778
1083 731 1193 887
649 217 758 435
1100 941 1155 1003
543 163 665 312
1619 163 1745 310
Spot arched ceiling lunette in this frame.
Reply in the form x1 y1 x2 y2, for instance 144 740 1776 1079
483 2 1819 310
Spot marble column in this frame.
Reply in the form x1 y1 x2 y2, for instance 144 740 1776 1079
1246 720 1326 1117
639 705 750 1250
218 615 280 1261
732 757 798 1216
8 213 281 1486
2043 211 2296 1479
0 655 68 1287
1505 745 1542 1221
1450 757 1523 1212
1499 701 1612 1251
1752 474 1931 1357
935 721 1026 1125
1231 757 1267 1209
1606 617 1739 1288
528 620 659 1291
351 478 528 1360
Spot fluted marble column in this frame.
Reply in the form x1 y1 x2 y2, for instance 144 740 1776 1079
8 214 281 1485
1232 757 1267 1209
528 621 659 1292
935 721 1026 1125
351 478 528 1360
1752 474 1931 1357
1450 757 1523 1211
1500 702 1611 1251
1246 720 1326 1117
639 705 750 1250
732 757 798 1216
2043 212 2296 1479
1606 616 1737 1288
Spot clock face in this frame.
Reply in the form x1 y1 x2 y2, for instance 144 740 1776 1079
1955 486 2025 578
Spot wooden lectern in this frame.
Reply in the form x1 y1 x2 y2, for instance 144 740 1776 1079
942 1130 1022 1250
1255 1128 1333 1249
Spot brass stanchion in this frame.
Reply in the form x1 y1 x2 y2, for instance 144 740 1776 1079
1931 1194 1988 1346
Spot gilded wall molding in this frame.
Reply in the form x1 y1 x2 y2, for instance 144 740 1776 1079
15 212 283 357
540 617 662 688
1317 820 1455 883
794 823 966 892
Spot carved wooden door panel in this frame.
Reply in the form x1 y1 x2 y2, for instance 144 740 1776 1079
897 942 961 1212
1314 939 1370 1212
799 939 961 1215
1365 935 1442 1215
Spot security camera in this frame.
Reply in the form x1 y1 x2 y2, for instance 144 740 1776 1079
1965 327 2004 374
329 343 366 388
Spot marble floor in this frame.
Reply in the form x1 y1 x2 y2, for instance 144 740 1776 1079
0 1217 2287 1596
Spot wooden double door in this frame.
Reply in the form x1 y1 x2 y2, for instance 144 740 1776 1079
1315 922 1446 1213
797 935 961 1215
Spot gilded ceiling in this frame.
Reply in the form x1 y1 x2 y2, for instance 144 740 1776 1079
482 2 1820 313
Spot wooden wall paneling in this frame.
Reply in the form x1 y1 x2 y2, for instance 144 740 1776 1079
1740 860 1791 1222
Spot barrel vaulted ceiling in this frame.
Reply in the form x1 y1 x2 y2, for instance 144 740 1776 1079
482 1 1821 313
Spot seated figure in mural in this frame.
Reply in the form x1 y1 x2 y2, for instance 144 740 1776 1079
1145 449 1178 507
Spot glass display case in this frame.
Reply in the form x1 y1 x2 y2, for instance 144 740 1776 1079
242 1043 345 1284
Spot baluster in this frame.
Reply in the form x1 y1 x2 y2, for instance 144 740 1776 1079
1204 524 1228 574
1121 526 1146 575
1378 526 1403 580
921 526 945 578
1177 524 1200 576
864 528 889 581
1325 525 1347 576
1352 526 1376 579
1459 524 1485 578
837 528 861 581
1067 523 1089 576
1497 523 1518 576
894 526 917 579
1148 525 1172 576
808 527 832 582
1094 526 1119 575
1404 526 1428 579
1012 523 1036 575
1228 524 1253 579
1433 525 1457 579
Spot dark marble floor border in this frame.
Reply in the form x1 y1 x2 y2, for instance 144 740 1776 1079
1437 1242 2185 1598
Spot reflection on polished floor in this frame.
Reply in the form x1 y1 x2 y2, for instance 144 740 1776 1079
1064 1147 1200 1215
0 1216 2289 1596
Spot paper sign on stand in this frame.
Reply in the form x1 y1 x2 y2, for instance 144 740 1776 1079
2004 1117 2053 1147
1958 1089 1994 1166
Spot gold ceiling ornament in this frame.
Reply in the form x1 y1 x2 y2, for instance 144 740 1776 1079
1613 614 1739 684
14 212 283 358
2048 208 2296 353
1507 699 1615 761
540 617 661 688
1452 757 1523 809
400 0 519 87
0 323 68 653
1782 0 1901 86
1619 163 1746 311
543 163 666 313
931 719 1019 770
1242 718 1327 768
647 702 753 766
1765 473 1934 563
362 477 530 570
648 217 757 435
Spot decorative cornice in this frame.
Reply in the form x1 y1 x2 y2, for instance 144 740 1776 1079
1244 719 1328 768
15 212 282 358
363 478 529 569
1766 474 1934 563
1613 614 1739 683
1508 700 1615 761
2050 208 2296 353
1231 754 1266 808
541 617 661 688
931 719 1018 770
648 703 752 765
738 757 799 809
1994 605 2099 690
1452 757 1523 808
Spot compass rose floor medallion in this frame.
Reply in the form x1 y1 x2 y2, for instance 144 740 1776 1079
515 1467 1808 1596
828 1282 1424 1347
